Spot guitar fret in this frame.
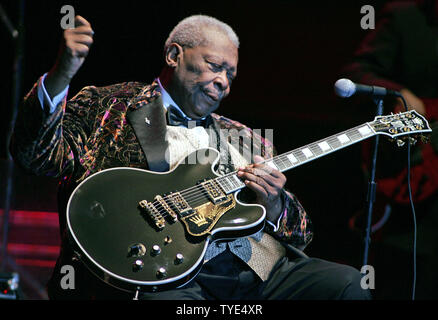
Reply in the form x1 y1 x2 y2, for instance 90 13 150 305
358 125 373 137
226 176 237 190
281 154 294 170
217 177 232 193
328 136 342 149
217 174 245 194
278 156 291 170
346 130 359 141
225 177 236 190
294 150 307 162
286 152 299 165
318 141 331 152
337 133 350 144
309 143 323 156
301 147 314 159
230 174 245 189
265 160 279 171
347 130 362 142
274 156 287 171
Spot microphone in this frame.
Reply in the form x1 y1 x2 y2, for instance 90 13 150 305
334 78 401 98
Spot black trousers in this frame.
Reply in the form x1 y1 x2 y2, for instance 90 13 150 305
140 248 372 300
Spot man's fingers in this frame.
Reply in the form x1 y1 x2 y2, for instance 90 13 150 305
65 43 90 58
244 180 269 199
253 155 265 164
71 25 95 36
239 164 282 180
238 167 280 191
74 15 91 28
253 163 283 178
73 34 94 46
244 170 280 191
63 16 93 59
76 43 91 57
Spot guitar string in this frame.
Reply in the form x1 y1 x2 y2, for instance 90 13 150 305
146 127 374 217
173 119 427 206
144 118 427 218
148 127 392 215
147 173 241 218
146 129 366 218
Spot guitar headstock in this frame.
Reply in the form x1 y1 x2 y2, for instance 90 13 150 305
369 110 432 145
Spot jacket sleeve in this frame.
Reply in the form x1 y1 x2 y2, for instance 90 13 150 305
267 189 313 250
10 75 97 179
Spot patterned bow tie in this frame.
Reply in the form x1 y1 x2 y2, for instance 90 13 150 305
166 105 212 128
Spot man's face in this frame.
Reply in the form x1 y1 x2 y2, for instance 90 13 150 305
168 32 238 119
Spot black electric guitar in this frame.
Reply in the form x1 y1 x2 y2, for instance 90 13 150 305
66 110 431 293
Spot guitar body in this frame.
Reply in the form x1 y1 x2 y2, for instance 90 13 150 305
66 148 265 292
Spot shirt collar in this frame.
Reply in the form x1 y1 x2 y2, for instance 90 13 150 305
156 77 206 121
156 77 193 120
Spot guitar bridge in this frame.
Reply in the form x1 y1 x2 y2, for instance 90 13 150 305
138 200 165 230
154 195 178 222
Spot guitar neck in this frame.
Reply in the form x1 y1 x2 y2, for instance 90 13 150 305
216 122 377 194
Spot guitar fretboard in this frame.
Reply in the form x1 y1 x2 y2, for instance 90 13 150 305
216 122 376 194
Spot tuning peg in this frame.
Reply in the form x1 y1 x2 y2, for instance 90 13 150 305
396 139 405 147
408 137 417 145
420 135 430 144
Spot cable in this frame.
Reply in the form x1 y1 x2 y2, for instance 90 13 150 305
398 94 417 300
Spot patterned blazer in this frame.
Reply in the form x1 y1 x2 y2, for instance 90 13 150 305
11 77 313 298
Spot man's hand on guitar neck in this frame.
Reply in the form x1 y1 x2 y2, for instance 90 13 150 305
237 155 286 224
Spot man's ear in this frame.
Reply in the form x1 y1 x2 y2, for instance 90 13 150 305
165 43 183 68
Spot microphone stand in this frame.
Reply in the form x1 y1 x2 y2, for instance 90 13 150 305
1 1 24 272
362 98 384 266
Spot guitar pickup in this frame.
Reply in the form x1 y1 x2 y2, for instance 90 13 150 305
198 179 227 204
138 200 165 230
166 192 194 218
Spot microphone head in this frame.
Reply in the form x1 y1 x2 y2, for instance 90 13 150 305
334 78 356 98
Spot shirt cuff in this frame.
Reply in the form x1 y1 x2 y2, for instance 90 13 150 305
37 73 69 113
265 189 288 232
265 218 280 232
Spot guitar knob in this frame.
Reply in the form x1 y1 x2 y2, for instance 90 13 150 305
128 243 146 257
175 253 184 264
132 259 144 272
151 245 161 256
164 236 173 245
156 267 167 278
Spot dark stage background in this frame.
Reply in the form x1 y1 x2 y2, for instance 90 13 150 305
0 0 409 299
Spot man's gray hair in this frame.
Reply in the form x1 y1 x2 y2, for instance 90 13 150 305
164 15 239 54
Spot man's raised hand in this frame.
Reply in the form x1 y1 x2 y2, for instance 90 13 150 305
45 15 94 99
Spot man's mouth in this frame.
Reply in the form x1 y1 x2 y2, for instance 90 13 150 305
202 89 219 102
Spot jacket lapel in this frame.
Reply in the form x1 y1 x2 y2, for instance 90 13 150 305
127 84 170 172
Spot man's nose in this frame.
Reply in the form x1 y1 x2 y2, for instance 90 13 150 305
214 70 230 91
